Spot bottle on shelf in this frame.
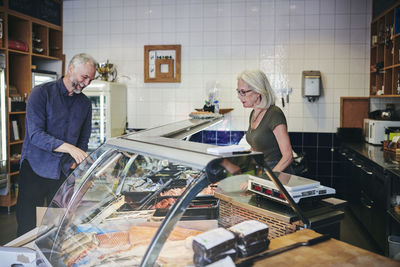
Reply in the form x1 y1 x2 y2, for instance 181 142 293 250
397 74 400 94
203 100 214 113
0 18 3 47
214 100 219 114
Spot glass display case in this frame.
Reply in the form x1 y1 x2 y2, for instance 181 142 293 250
30 116 346 266
84 81 127 151
33 117 267 266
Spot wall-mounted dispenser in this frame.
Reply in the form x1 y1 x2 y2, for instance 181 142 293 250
302 70 321 102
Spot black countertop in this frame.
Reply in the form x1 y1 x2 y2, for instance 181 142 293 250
342 142 400 177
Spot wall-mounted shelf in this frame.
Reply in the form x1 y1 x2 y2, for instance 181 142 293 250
0 0 64 210
370 3 400 97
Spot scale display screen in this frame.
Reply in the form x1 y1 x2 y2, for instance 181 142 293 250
247 173 335 204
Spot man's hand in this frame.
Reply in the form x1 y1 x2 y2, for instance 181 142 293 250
54 143 88 164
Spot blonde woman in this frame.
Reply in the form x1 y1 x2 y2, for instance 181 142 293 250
237 70 293 173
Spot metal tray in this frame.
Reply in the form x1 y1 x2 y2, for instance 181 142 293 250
152 196 219 220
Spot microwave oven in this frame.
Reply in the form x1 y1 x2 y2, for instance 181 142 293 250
32 70 57 88
363 118 400 145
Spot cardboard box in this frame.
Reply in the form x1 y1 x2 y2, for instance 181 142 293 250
36 206 66 227
0 246 36 267
36 207 46 227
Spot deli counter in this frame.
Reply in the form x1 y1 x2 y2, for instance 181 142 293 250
13 117 346 266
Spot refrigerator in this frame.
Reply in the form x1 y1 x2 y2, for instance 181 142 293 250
0 55 7 194
84 80 127 151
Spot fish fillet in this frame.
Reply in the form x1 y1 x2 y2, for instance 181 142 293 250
97 231 130 249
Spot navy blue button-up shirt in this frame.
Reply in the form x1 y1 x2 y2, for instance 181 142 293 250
21 78 92 179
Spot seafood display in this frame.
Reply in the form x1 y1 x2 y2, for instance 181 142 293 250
160 185 217 197
35 144 238 267
58 224 203 267
152 197 177 209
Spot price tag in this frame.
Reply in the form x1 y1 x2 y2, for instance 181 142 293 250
392 136 400 143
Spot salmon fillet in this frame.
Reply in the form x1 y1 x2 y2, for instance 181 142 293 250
97 231 130 248
128 225 203 246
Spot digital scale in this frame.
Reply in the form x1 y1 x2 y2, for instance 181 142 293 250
247 172 335 205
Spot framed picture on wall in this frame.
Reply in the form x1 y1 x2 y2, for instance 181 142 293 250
144 44 181 83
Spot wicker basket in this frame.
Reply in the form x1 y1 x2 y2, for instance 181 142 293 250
217 195 301 239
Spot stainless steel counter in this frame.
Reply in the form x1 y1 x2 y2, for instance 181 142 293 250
342 142 400 177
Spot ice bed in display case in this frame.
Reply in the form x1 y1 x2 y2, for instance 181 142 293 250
33 118 268 266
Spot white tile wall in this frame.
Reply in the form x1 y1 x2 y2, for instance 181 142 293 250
63 0 372 132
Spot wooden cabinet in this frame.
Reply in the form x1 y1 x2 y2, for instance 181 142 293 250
340 97 369 128
370 2 400 97
339 147 390 255
0 1 63 209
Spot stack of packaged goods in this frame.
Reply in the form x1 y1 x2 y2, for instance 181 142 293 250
228 220 270 257
192 220 270 266
192 228 237 266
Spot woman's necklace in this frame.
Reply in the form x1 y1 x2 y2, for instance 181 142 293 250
251 109 264 123
250 109 265 133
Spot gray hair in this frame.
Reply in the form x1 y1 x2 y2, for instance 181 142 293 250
68 53 97 69
237 70 275 109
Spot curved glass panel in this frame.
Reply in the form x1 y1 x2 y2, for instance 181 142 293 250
36 144 226 266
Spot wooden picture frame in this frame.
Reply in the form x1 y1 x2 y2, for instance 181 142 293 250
144 44 181 83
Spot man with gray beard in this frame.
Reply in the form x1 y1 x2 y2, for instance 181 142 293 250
16 53 97 236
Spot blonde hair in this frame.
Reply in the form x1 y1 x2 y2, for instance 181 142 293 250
237 70 275 109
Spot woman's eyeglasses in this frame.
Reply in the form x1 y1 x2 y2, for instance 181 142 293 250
236 89 253 96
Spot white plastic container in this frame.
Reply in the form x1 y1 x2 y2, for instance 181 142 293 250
388 235 400 261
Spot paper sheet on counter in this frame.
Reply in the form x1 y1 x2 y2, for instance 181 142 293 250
207 145 249 155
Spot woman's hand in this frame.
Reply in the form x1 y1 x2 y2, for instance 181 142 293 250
220 159 242 175
240 180 248 191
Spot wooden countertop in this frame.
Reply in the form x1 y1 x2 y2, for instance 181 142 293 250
243 229 399 266
195 108 233 114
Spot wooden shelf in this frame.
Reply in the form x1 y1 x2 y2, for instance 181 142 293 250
195 108 234 115
370 94 400 98
370 3 400 96
8 49 29 55
10 140 24 145
32 53 62 60
0 1 64 208
0 194 17 207
9 111 26 115
9 171 19 177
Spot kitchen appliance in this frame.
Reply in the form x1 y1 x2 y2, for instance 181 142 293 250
0 54 7 195
32 70 57 88
363 118 400 145
247 173 336 204
302 70 321 102
84 80 127 151
385 127 400 141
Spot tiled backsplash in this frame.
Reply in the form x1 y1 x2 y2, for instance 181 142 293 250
63 0 372 132
191 130 343 193
289 131 343 194
189 130 245 145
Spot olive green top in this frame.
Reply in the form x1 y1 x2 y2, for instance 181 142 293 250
246 105 287 164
